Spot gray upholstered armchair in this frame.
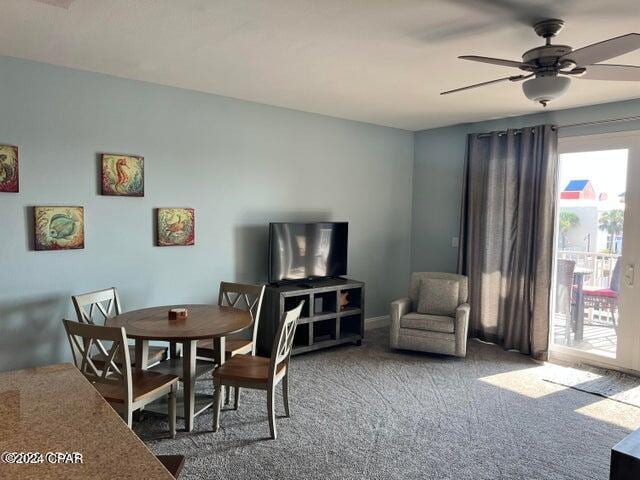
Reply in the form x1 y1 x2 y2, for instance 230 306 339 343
390 272 470 357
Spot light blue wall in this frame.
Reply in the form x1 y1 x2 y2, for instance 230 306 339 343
411 98 640 273
5 53 639 371
0 56 414 371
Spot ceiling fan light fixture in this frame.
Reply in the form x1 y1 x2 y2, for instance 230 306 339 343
522 75 571 106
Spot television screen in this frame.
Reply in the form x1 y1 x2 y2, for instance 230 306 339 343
269 222 348 283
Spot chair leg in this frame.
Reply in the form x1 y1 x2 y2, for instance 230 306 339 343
125 407 133 428
267 385 277 440
225 385 230 405
213 382 222 432
168 384 176 439
233 387 240 410
169 341 181 359
282 374 290 418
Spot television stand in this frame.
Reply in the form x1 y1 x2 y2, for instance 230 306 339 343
296 279 341 289
272 276 348 289
257 278 364 356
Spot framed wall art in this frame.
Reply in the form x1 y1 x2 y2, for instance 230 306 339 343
34 206 85 251
157 208 195 246
101 153 144 197
0 145 19 193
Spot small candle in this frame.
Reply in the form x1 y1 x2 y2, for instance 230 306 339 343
168 307 188 319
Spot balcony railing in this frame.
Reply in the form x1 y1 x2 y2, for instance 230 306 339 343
557 250 620 288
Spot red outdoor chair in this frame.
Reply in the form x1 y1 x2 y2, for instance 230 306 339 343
583 260 621 327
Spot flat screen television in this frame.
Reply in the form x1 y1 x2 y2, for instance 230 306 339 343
268 222 348 283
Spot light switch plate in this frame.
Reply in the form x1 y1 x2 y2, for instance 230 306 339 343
451 237 459 248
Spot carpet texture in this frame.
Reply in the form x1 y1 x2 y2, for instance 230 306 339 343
543 363 640 408
135 328 640 480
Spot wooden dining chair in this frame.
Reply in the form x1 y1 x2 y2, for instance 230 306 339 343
197 282 265 404
212 301 304 440
72 287 168 366
197 282 266 359
62 319 178 437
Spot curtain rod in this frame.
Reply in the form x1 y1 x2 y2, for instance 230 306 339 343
474 114 640 138
559 115 640 130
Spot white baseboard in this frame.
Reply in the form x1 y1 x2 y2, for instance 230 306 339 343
365 315 390 330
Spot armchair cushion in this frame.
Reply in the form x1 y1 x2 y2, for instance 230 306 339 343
400 313 454 334
416 278 460 316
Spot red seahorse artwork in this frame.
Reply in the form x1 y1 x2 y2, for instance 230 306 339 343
115 158 129 187
101 153 144 197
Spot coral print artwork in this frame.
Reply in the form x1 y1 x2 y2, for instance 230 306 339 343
157 208 195 246
102 153 144 196
0 145 19 193
34 206 85 251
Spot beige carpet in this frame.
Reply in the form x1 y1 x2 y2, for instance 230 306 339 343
542 363 640 408
135 328 640 479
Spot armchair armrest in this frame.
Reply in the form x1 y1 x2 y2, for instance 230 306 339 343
390 297 411 348
454 303 470 357
391 297 411 323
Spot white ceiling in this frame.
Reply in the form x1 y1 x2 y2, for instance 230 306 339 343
1 0 640 131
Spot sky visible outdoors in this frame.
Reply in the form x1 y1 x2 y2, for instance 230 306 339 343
559 149 628 202
557 148 628 255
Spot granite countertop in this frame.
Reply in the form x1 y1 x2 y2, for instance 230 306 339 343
0 363 173 479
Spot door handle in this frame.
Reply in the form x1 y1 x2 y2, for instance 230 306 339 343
625 264 635 287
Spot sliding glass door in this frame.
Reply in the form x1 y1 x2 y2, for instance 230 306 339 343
550 131 640 371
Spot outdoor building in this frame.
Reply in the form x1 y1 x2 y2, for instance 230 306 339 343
558 179 625 255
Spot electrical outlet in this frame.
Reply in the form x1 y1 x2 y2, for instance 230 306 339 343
451 237 459 248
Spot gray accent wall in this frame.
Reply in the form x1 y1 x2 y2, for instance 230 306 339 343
0 56 414 371
412 98 640 274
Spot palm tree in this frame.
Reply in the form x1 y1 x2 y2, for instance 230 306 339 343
559 211 580 249
599 210 624 253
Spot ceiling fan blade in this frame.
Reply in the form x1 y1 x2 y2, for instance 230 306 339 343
579 64 640 81
440 75 529 95
459 55 527 69
447 0 571 28
561 33 640 66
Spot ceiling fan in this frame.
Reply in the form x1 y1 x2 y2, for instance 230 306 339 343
441 19 640 106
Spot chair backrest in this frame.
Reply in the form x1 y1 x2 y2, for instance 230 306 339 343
610 259 622 292
62 319 132 405
218 282 265 353
268 301 304 383
408 272 468 306
72 287 122 325
555 259 575 315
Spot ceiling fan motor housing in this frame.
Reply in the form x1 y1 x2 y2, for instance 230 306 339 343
522 45 573 69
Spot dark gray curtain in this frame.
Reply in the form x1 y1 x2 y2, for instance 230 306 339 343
457 125 558 360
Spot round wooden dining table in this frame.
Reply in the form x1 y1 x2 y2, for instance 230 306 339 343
106 304 252 432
